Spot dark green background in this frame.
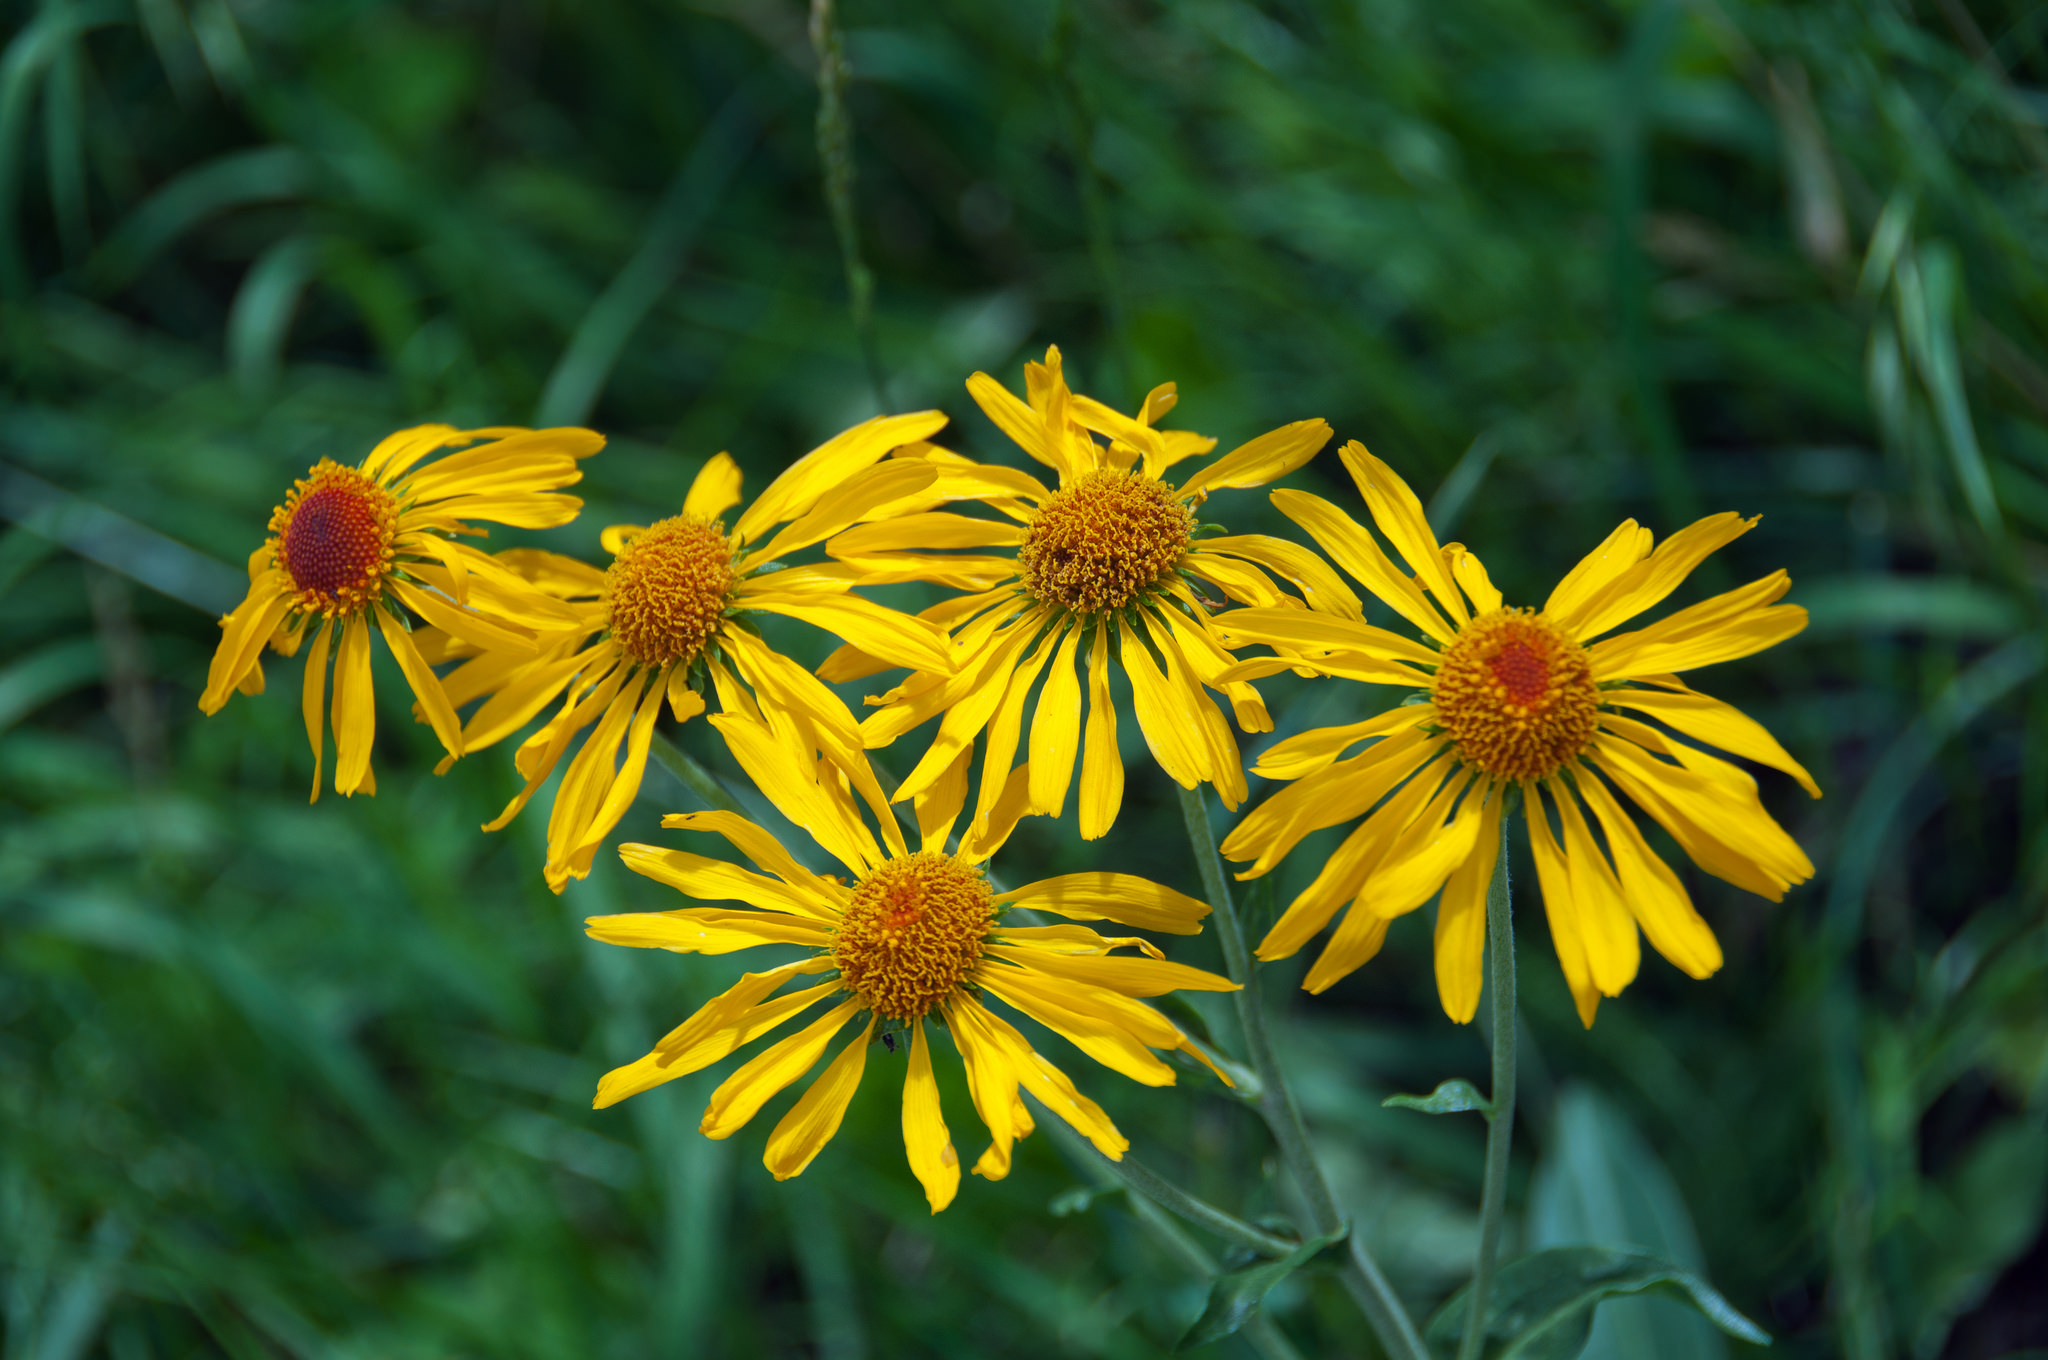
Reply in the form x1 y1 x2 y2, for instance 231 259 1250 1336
1 1 2043 1357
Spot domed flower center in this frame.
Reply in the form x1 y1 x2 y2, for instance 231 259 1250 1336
1432 609 1599 783
604 516 737 670
1019 468 1194 615
271 461 399 613
833 852 994 1021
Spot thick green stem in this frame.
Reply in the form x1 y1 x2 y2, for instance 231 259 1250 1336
1176 785 1430 1360
1062 1133 1298 1260
809 0 890 411
1457 818 1518 1360
649 732 745 815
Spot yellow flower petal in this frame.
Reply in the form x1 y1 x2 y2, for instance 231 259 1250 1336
989 945 1237 998
618 843 841 920
542 669 652 891
741 459 940 569
1605 683 1820 798
1525 782 1602 1028
199 571 293 714
976 965 1179 1087
1569 768 1723 979
764 1015 876 1180
994 872 1211 935
482 654 628 832
828 510 1027 555
1251 706 1429 781
1443 543 1503 614
966 371 1072 480
331 611 376 797
974 625 1061 826
1587 571 1806 679
941 993 1027 1179
1178 418 1333 498
1211 606 1441 679
593 976 840 1109
661 810 846 903
1199 534 1363 618
735 411 950 544
1079 624 1123 840
389 577 540 658
1338 442 1468 627
1542 519 1653 626
375 602 464 760
1353 772 1485 923
299 620 332 803
585 907 834 953
683 451 744 521
742 593 953 675
956 763 1034 863
889 620 1043 800
1433 794 1503 1023
1026 623 1085 817
1222 726 1439 877
700 998 865 1140
361 423 461 480
1117 617 1207 790
903 1019 960 1214
1271 489 1456 644
1564 513 1757 642
709 712 881 879
1546 780 1641 996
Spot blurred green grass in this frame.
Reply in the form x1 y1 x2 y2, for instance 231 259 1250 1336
1 0 2044 1357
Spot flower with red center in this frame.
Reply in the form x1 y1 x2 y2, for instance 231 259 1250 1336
585 702 1236 1212
1213 442 1820 1024
819 346 1340 845
199 425 601 799
426 413 965 893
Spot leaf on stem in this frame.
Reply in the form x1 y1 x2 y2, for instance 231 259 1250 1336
1175 1224 1348 1351
1424 1246 1770 1359
1384 1078 1493 1118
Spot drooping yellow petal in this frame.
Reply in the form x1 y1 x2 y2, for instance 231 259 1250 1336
1079 623 1123 839
976 966 1179 1087
683 451 744 521
199 571 293 714
299 620 332 803
941 993 1026 1179
700 998 865 1140
742 593 953 675
1546 780 1641 996
1211 607 1440 683
542 669 652 890
890 620 1044 801
956 763 1034 863
1026 623 1084 817
375 603 464 760
742 460 941 569
1590 728 1813 900
1178 419 1333 498
987 944 1237 998
388 576 540 658
661 810 846 903
1433 793 1502 1023
1526 782 1602 1027
1222 726 1440 877
361 423 461 480
1604 684 1820 798
828 511 1028 556
1443 543 1503 615
995 872 1211 935
903 1020 960 1213
1569 768 1723 979
1144 612 1248 807
915 743 973 852
974 624 1061 826
764 1015 876 1180
331 611 377 797
593 977 838 1109
710 712 881 879
482 654 628 832
1353 772 1485 923
1337 442 1468 627
966 371 1072 481
1117 617 1207 789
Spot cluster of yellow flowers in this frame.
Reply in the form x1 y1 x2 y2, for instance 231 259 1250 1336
201 346 1816 1213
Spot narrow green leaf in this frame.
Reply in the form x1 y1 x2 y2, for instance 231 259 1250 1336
1384 1078 1493 1118
1175 1225 1347 1352
1425 1247 1770 1359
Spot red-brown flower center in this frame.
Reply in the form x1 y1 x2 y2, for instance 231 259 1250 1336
1431 609 1598 782
269 461 399 614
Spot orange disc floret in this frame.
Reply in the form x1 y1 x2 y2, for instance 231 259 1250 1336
603 516 737 669
1432 608 1598 783
833 852 995 1020
1020 468 1194 615
269 460 399 616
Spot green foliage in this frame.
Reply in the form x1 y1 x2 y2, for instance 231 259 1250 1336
1175 1226 1347 1352
1384 1079 1493 1118
1 0 2044 1356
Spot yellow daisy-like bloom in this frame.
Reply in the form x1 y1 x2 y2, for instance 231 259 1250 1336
588 702 1237 1212
827 346 1338 840
198 424 600 799
439 412 961 893
1214 443 1819 1025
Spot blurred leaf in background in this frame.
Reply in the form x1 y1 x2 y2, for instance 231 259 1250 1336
1 0 2044 1357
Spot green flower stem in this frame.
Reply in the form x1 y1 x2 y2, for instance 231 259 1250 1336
649 731 745 815
808 0 889 411
1456 817 1518 1360
1070 1138 1299 1260
1176 785 1430 1360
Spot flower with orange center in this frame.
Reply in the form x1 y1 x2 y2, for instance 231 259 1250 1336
584 703 1236 1212
820 346 1342 845
199 425 601 799
426 412 965 893
1212 442 1820 1025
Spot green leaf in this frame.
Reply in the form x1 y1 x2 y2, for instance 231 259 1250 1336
1425 1247 1770 1359
1175 1225 1347 1352
1047 1184 1122 1218
1384 1078 1493 1118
